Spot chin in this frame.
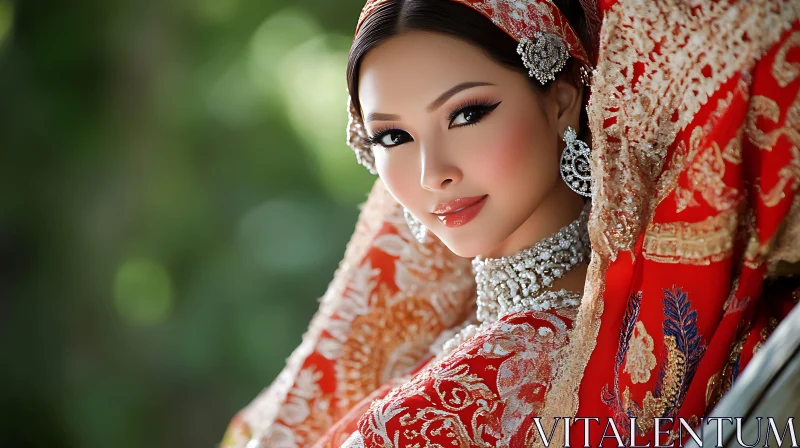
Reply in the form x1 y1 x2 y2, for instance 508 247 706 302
434 232 492 259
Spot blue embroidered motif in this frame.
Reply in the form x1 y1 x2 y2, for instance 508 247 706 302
601 286 708 442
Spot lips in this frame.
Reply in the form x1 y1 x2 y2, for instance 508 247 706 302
431 194 488 228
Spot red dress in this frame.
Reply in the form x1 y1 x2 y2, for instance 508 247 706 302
222 1 800 446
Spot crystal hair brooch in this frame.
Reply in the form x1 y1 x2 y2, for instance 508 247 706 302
517 31 570 85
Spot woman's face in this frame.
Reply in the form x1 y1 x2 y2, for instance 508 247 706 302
358 30 582 258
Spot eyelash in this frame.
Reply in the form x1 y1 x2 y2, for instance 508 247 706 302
366 125 399 147
366 98 501 147
447 99 499 126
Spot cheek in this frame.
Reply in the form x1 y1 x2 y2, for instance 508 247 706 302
467 112 556 191
375 149 421 209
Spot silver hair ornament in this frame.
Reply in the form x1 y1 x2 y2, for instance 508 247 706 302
516 31 570 85
347 95 377 174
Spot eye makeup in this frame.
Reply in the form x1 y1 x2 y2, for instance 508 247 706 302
447 99 501 122
365 98 502 148
447 99 502 128
366 125 412 148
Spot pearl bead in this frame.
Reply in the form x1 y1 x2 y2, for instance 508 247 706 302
473 204 591 324
246 439 264 448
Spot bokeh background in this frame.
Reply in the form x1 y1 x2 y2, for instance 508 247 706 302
0 0 375 446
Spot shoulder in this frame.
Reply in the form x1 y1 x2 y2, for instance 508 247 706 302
352 307 579 447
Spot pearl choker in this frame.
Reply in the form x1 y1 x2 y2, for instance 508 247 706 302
435 204 591 358
472 204 591 324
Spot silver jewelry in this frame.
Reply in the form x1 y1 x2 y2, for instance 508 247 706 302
438 288 580 356
517 32 570 85
579 65 592 86
434 205 591 359
245 439 264 448
560 126 592 197
472 204 590 323
347 95 377 174
403 208 428 244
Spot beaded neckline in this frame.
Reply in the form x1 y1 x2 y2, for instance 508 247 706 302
435 204 591 358
472 204 591 324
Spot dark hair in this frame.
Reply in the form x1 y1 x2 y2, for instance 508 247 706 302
346 0 591 135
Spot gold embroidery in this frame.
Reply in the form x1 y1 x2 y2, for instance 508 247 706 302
758 89 800 208
337 283 452 409
674 141 742 213
746 95 783 150
655 126 706 207
537 254 606 448
760 145 800 207
658 81 748 210
624 321 656 384
629 335 684 435
772 30 800 88
705 323 751 412
705 372 721 410
232 180 477 447
747 66 800 213
744 203 782 270
541 2 799 446
769 193 800 269
585 0 799 259
753 317 780 355
358 312 574 447
642 209 738 265
722 130 744 164
746 90 800 155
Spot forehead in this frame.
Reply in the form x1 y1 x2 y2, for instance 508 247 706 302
357 31 512 114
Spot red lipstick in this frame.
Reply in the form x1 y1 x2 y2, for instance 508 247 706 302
431 195 488 228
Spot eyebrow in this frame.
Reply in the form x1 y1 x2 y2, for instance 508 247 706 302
364 81 495 122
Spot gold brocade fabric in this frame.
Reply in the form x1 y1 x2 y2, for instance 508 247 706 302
221 180 476 448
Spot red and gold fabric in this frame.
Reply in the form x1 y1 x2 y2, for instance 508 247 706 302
222 0 800 446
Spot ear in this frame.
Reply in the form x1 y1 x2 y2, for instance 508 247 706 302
548 79 584 135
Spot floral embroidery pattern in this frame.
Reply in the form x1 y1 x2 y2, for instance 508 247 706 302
600 291 642 440
224 5 800 447
674 142 741 213
624 321 656 384
357 309 576 447
221 181 476 448
772 30 800 88
602 287 707 440
586 0 799 259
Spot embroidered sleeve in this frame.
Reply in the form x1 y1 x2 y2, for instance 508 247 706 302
355 308 578 447
220 180 476 448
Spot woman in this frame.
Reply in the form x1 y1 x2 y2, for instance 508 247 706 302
222 0 800 446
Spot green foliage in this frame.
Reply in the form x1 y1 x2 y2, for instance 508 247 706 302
0 0 372 446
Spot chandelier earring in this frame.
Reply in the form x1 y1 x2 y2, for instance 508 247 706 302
403 208 429 244
560 126 592 197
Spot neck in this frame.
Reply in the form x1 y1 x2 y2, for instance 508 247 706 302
471 186 591 324
481 180 586 259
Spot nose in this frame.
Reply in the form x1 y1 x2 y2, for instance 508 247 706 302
419 143 462 192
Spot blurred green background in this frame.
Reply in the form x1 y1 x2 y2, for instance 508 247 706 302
0 0 375 446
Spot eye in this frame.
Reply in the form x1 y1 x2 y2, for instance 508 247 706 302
448 101 501 129
368 129 413 148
